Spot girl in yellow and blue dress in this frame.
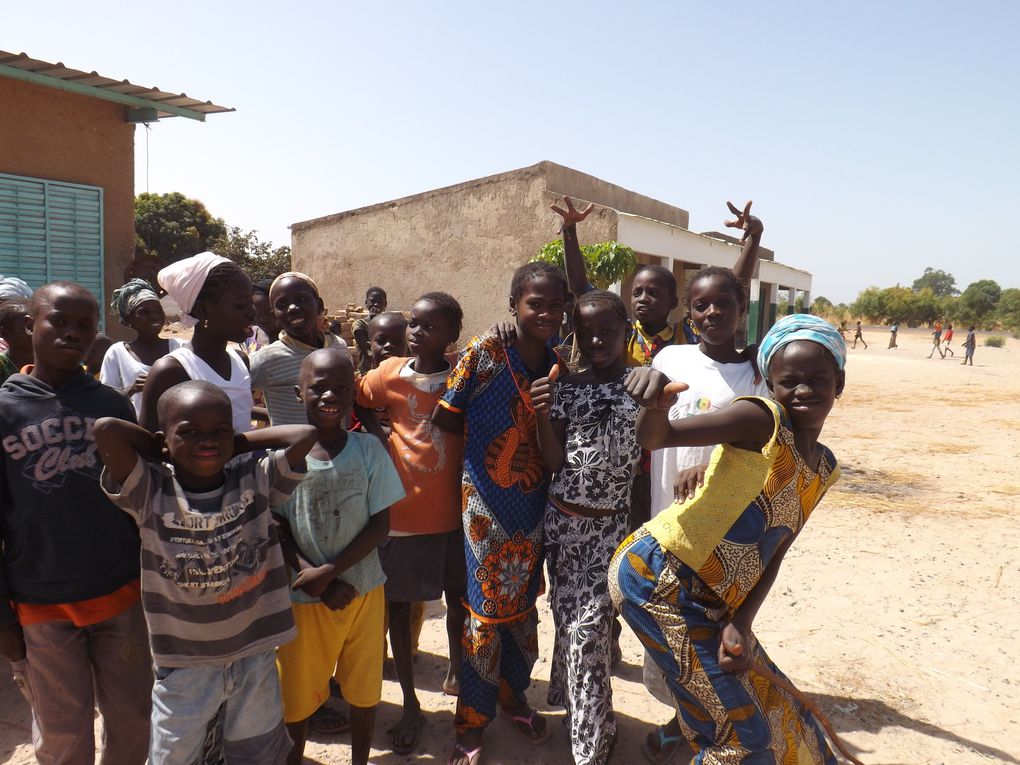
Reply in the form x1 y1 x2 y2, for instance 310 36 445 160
612 314 847 764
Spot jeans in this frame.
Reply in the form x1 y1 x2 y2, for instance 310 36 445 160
150 649 290 765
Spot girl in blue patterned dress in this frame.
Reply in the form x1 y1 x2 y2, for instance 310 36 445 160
534 290 640 765
612 315 847 764
432 262 567 765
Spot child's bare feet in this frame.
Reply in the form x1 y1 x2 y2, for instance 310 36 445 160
387 706 425 755
443 669 460 696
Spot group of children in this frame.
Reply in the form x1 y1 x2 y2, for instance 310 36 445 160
0 195 854 765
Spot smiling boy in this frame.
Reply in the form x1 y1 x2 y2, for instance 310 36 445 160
250 272 348 427
95 380 316 765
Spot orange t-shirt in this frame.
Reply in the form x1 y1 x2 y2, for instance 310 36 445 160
356 356 463 535
14 579 141 627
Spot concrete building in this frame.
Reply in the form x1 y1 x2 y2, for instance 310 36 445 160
291 161 812 341
0 49 231 334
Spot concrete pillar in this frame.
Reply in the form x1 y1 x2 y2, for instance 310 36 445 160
802 289 811 314
788 287 797 315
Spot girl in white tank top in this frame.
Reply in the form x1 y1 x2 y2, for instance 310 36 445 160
168 344 253 433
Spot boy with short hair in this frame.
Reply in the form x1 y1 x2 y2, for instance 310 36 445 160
353 287 387 374
94 380 316 765
274 347 405 765
0 282 151 765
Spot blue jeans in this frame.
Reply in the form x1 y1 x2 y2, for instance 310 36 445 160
150 649 290 765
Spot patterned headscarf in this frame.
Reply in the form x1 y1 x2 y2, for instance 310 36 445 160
757 314 847 376
157 252 232 327
110 278 160 324
0 276 34 303
269 271 319 299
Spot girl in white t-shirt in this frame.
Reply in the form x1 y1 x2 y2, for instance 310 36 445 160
641 262 770 764
101 279 183 416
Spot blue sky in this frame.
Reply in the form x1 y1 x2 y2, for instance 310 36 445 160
6 1 1019 302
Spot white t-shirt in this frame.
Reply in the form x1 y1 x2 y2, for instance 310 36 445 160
100 338 184 416
649 344 769 519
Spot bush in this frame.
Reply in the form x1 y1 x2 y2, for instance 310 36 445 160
984 335 1006 348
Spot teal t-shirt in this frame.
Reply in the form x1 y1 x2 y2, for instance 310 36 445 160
274 431 405 602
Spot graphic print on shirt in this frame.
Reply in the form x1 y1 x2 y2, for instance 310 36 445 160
1 408 100 493
156 489 271 600
404 390 448 473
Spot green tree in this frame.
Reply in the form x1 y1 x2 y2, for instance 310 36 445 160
994 288 1020 333
134 192 226 262
531 240 636 291
954 279 1002 325
912 267 958 298
851 287 884 321
209 226 292 283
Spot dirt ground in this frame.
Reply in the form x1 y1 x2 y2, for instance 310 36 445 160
2 325 1018 764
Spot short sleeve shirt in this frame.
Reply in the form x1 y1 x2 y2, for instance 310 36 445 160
273 432 406 601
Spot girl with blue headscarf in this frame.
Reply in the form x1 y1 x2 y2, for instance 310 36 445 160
100 278 182 415
611 314 850 764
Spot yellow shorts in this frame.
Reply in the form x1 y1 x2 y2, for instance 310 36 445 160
276 586 385 721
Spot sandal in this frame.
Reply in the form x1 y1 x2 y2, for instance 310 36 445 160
447 742 482 765
500 708 552 745
388 713 426 755
642 724 684 765
307 705 350 735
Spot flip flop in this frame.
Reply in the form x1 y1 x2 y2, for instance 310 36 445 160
388 713 426 755
500 709 552 745
642 724 684 765
307 705 350 735
447 742 482 765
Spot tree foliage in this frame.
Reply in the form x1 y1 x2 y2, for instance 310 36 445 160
532 240 637 291
134 192 227 262
952 279 1001 324
911 267 958 298
134 193 291 282
995 288 1020 334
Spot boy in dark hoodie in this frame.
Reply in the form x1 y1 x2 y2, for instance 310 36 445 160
0 282 151 765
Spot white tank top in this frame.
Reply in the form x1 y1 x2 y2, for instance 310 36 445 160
168 344 254 433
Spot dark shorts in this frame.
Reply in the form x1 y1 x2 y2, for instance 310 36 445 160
378 530 467 602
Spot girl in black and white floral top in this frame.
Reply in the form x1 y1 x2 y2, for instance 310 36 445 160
531 290 641 765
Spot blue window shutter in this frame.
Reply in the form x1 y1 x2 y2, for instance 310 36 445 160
0 173 105 327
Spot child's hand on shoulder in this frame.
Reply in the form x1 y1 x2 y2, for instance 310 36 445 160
530 363 560 417
625 367 688 410
291 564 335 599
320 580 358 611
494 321 518 347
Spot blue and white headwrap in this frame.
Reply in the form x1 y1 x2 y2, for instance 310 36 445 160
757 314 847 376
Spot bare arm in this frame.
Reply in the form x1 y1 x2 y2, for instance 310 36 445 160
94 417 164 485
233 424 317 471
726 201 764 299
625 367 773 451
290 509 390 598
432 404 463 434
138 356 190 433
551 197 595 299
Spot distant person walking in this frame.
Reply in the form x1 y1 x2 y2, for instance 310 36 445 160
942 324 955 357
838 321 848 340
928 321 944 359
888 321 899 349
852 320 868 349
962 326 976 365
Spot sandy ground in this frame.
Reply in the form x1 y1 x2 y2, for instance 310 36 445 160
2 325 1018 764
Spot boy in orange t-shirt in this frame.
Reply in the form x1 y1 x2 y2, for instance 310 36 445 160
355 291 466 755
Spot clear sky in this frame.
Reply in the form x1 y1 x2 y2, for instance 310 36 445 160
6 1 1019 302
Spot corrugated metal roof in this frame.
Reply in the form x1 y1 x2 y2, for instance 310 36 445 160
0 49 233 121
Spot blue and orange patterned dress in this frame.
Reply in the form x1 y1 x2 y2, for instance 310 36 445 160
609 397 841 764
438 330 558 732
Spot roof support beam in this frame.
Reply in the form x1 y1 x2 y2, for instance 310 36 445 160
0 63 207 121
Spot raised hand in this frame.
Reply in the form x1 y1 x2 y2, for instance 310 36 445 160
550 196 595 229
624 367 689 409
725 200 763 241
530 364 559 416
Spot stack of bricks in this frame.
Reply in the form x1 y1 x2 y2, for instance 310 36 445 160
324 305 416 370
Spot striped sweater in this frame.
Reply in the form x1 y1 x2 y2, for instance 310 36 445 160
102 450 305 666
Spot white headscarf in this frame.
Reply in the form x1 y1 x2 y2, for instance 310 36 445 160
157 252 231 327
0 276 34 303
